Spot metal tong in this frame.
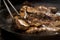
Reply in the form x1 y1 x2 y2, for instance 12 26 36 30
3 0 19 18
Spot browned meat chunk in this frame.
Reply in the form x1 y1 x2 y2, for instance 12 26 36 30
48 7 58 14
14 16 30 30
26 27 38 33
14 5 60 34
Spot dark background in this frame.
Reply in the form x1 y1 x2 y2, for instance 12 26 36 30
1 0 60 9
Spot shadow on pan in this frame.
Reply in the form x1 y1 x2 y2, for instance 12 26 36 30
0 1 60 40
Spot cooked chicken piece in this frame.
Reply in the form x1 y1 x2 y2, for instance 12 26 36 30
20 5 28 19
56 12 60 16
26 17 42 26
45 12 60 20
34 23 41 27
20 11 25 18
20 5 28 11
20 5 58 16
17 19 29 27
39 20 50 25
37 6 48 10
27 6 39 13
14 16 30 30
14 5 60 33
21 5 48 15
37 6 48 12
38 25 60 32
26 27 38 33
48 7 58 14
26 6 50 15
20 11 28 19
46 27 60 31
49 21 60 27
38 27 46 32
27 15 50 26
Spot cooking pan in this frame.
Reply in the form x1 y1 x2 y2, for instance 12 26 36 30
0 1 60 40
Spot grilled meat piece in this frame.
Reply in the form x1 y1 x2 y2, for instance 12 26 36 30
14 5 60 33
20 5 28 19
38 25 60 32
20 11 25 18
20 5 60 20
20 5 48 14
49 21 60 27
48 7 58 14
46 27 60 31
26 27 38 33
46 13 60 21
14 16 30 30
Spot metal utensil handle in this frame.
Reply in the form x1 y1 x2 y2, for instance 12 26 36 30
3 0 13 18
7 0 19 15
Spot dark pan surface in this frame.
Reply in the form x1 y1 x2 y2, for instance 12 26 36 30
0 2 60 36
